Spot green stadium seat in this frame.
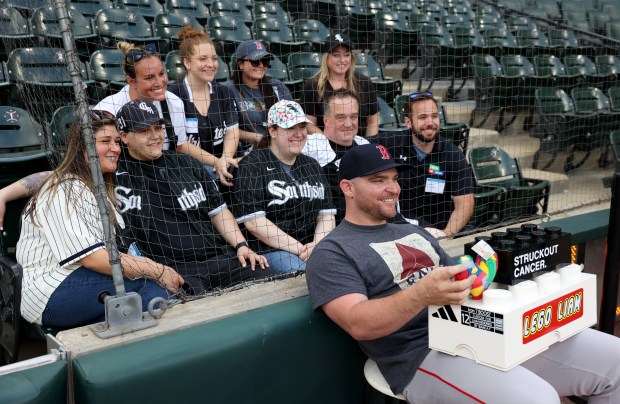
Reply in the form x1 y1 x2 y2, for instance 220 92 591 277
497 54 537 132
471 184 504 228
89 48 127 102
531 0 562 21
0 254 22 364
280 0 306 20
116 0 165 22
354 52 403 106
207 15 253 63
447 4 475 24
7 47 94 123
338 0 376 50
374 11 419 77
376 96 401 130
595 55 620 90
252 17 306 60
474 4 502 20
264 54 304 101
533 87 591 171
68 0 115 20
253 2 291 25
470 53 503 127
418 24 471 99
473 15 506 30
287 51 322 81
563 54 603 90
164 0 210 25
506 16 538 32
512 28 551 58
468 145 550 222
292 19 330 53
0 5 36 60
210 1 254 28
547 29 581 58
48 104 77 160
570 86 617 152
531 54 573 91
154 12 201 54
478 27 519 57
0 106 51 257
31 6 98 60
309 0 339 28
95 8 161 47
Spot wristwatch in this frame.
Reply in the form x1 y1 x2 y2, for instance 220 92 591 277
235 241 249 250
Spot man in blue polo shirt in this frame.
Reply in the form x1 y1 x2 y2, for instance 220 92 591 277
378 92 474 237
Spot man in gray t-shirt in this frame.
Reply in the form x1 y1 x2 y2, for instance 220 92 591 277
306 144 620 403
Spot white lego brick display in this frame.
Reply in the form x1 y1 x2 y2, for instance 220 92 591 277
428 264 597 371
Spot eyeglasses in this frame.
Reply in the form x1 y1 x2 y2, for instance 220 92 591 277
408 91 433 100
90 109 116 122
244 58 271 68
125 43 158 63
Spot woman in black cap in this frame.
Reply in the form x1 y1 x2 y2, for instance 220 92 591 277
168 25 240 186
224 40 293 155
300 33 379 138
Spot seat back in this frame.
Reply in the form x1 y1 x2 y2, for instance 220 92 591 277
164 0 210 23
287 52 322 81
117 0 165 19
377 96 399 127
547 29 580 49
607 86 620 110
165 50 185 82
7 47 78 85
253 17 296 43
532 54 567 78
211 0 254 26
501 54 535 78
265 54 289 82
468 145 520 185
571 86 611 114
154 12 201 53
31 6 95 39
207 15 253 61
292 19 329 52
90 48 126 86
595 55 620 76
535 87 576 115
68 0 115 19
95 8 159 43
253 2 290 24
49 104 77 153
0 254 22 364
507 16 537 31
564 54 597 76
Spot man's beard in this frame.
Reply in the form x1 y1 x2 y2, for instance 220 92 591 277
413 130 437 144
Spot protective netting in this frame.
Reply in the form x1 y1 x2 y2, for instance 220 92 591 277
0 0 615 305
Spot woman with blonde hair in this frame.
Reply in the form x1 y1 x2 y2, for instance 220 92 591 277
168 26 241 186
300 33 379 138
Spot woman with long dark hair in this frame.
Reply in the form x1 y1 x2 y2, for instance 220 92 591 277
224 40 292 154
15 111 183 328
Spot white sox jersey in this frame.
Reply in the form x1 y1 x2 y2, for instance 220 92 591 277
232 148 336 254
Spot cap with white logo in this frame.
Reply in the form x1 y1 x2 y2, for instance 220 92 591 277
116 100 169 133
325 32 353 53
267 100 312 129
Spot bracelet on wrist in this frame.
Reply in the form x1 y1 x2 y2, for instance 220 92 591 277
235 241 249 251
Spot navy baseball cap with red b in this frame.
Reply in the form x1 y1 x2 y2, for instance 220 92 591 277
339 144 410 181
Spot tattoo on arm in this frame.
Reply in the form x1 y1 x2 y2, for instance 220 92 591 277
19 172 51 196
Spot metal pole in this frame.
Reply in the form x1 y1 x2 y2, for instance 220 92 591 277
600 171 620 334
53 0 126 297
